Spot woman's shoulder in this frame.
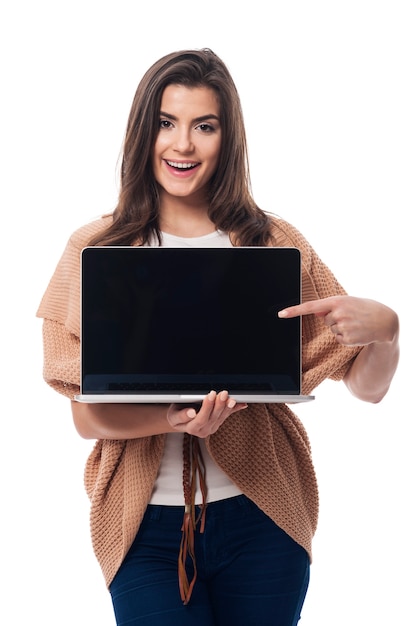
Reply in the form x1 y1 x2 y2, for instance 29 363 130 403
68 214 113 250
269 216 313 257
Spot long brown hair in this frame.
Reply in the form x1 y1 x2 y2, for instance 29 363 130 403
89 48 276 247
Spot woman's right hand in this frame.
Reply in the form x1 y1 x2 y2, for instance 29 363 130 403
167 390 248 438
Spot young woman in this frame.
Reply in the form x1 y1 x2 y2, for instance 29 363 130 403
37 49 399 626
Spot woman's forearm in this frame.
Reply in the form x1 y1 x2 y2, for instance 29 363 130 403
343 331 400 403
71 400 176 440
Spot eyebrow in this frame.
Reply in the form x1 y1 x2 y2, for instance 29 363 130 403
160 111 220 123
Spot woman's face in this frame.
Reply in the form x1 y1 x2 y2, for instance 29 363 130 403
152 84 222 204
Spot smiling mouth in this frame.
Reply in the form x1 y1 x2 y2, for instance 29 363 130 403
165 160 199 170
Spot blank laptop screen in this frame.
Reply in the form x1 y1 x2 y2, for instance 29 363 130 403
80 247 302 396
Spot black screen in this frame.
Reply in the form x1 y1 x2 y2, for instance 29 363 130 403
80 247 302 395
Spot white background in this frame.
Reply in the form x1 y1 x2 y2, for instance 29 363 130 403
1 1 416 624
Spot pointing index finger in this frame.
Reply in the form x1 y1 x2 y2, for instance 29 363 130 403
278 300 332 319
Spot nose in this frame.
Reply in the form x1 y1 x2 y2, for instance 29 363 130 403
174 127 194 153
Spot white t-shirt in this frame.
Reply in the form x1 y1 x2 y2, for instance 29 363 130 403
148 230 243 505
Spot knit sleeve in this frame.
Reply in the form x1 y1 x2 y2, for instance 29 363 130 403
36 233 81 336
36 217 110 399
40 318 80 399
301 243 361 391
270 218 362 393
36 231 83 398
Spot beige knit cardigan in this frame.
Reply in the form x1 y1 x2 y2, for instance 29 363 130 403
37 215 361 588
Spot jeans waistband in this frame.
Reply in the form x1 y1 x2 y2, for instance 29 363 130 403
146 494 256 521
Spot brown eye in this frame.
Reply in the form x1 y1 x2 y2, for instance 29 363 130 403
197 123 215 133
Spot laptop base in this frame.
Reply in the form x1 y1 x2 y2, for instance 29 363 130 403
74 394 315 404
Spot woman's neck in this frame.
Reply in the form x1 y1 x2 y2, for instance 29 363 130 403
158 195 216 238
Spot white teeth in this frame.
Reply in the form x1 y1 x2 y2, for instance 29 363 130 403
166 160 196 169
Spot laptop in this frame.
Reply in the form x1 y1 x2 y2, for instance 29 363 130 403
74 246 314 404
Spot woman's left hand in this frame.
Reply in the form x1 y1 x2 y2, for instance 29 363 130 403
279 295 400 402
278 295 398 347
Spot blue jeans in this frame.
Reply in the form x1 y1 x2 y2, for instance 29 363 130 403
110 495 310 625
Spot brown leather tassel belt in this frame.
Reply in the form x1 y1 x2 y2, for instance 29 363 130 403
179 433 208 605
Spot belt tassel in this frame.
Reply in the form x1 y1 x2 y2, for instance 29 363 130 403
178 433 207 605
